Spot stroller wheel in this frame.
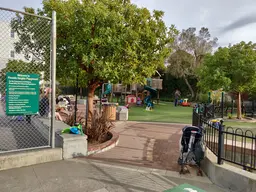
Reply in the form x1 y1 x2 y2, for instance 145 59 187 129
177 158 182 165
197 169 203 176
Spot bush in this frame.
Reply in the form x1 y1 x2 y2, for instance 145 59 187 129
86 110 114 143
198 93 209 103
64 112 85 127
64 110 114 144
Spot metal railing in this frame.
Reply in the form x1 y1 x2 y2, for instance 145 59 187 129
0 7 56 153
193 106 256 171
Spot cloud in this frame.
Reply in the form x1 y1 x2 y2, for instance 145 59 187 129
221 13 256 33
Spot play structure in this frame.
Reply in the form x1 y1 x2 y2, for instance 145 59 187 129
100 77 162 110
144 85 157 110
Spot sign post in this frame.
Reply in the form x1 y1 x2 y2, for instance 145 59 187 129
6 72 40 116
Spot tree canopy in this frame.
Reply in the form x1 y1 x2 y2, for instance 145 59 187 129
197 41 256 118
11 0 177 124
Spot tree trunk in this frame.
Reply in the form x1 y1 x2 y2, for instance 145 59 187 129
87 82 99 129
184 77 195 99
236 92 242 119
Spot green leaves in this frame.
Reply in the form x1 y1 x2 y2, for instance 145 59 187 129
197 41 256 94
12 0 176 88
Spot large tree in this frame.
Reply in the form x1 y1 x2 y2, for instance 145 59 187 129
167 27 218 99
167 50 195 98
197 41 256 119
11 0 177 127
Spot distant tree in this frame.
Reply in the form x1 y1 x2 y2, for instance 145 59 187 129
167 27 218 99
167 50 195 97
0 60 41 92
197 41 256 119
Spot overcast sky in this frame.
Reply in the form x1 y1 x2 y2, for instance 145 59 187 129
1 0 256 47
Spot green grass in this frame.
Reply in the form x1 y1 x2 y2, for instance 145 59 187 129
128 102 256 132
128 102 192 124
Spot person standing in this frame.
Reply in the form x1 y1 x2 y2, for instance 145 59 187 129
174 89 181 107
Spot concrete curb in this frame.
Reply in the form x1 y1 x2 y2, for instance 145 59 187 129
0 148 62 171
87 130 119 156
202 148 256 192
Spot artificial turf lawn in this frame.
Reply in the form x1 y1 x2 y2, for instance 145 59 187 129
128 102 256 133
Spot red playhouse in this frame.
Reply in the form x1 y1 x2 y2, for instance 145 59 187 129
125 95 137 105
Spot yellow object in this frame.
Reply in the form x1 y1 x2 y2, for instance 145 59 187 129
211 119 218 123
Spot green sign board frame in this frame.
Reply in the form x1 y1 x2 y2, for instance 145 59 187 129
6 72 40 116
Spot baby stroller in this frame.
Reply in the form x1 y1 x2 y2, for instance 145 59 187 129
177 125 206 176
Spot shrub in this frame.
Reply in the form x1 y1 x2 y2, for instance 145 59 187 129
64 112 85 127
86 110 114 143
198 93 209 103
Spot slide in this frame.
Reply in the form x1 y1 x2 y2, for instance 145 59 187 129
144 85 157 97
143 85 157 109
103 83 112 95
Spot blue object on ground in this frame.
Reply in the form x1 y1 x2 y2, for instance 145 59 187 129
70 127 81 135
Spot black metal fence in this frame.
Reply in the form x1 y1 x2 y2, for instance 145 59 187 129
193 105 256 171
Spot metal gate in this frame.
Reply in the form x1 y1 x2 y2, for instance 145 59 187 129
0 7 56 153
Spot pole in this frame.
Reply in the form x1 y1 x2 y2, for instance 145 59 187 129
50 11 56 148
221 92 224 118
217 120 224 165
74 73 78 125
208 91 211 103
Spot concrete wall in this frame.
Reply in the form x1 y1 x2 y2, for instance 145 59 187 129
0 119 88 171
0 148 62 171
202 149 256 192
40 119 88 159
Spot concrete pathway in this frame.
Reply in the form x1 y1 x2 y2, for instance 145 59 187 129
0 159 228 192
86 122 185 172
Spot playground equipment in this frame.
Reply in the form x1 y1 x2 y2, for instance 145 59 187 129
125 95 137 105
103 83 112 96
144 85 157 110
179 98 191 107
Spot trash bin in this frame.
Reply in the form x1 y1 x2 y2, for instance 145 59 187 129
117 106 129 121
103 103 117 121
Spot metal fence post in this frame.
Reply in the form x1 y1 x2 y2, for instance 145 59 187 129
221 92 224 118
203 103 207 118
50 11 56 148
218 120 224 165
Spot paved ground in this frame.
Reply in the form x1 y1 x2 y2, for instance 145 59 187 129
0 159 228 192
85 122 186 172
0 104 50 152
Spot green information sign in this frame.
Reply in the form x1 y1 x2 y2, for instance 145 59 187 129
164 183 206 192
6 72 40 116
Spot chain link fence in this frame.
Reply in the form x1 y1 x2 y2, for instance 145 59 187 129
0 7 55 153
